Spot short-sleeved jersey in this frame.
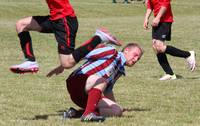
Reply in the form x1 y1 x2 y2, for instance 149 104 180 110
73 45 126 94
46 0 76 20
147 0 173 22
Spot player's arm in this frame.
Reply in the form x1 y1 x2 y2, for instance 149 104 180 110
144 9 152 29
152 7 167 27
46 65 64 77
144 0 152 29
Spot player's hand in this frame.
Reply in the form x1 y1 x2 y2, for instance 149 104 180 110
152 17 160 27
143 19 149 30
46 65 64 77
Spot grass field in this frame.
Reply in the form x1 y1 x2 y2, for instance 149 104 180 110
0 0 200 126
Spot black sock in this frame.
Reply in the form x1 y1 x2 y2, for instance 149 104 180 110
157 53 174 75
18 31 35 61
72 36 101 63
165 45 190 58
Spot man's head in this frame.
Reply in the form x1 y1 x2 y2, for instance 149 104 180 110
122 43 143 67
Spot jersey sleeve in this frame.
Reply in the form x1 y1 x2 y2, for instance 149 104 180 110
146 0 152 9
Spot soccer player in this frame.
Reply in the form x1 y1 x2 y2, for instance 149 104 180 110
10 0 121 74
143 0 196 80
65 43 143 122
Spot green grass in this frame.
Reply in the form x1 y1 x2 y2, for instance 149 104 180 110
0 0 200 126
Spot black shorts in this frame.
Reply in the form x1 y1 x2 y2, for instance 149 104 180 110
152 22 172 41
66 73 89 109
33 15 78 54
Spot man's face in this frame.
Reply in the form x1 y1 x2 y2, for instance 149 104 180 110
124 47 142 67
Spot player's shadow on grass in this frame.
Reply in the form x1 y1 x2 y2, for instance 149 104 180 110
119 107 151 118
22 107 151 120
123 107 151 112
155 74 200 80
152 74 184 80
22 109 66 120
183 76 200 80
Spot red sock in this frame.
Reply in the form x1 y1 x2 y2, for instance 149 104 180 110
83 88 102 116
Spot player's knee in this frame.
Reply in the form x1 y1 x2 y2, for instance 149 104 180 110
156 46 166 53
152 41 166 53
85 75 107 92
111 105 123 117
16 19 28 32
16 20 23 30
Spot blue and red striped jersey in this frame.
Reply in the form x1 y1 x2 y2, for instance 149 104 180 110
73 45 126 93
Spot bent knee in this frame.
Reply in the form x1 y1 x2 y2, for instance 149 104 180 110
16 20 24 30
16 19 30 32
152 40 166 53
111 105 123 117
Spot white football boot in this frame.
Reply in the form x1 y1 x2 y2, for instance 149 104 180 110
186 51 196 72
159 74 177 81
95 28 122 46
10 61 39 74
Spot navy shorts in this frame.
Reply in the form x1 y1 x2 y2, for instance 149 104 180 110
33 15 78 54
152 22 172 41
66 73 89 109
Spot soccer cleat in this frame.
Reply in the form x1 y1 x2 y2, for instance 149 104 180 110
81 113 105 122
95 28 122 46
63 107 77 119
10 61 39 74
159 74 177 81
186 51 196 72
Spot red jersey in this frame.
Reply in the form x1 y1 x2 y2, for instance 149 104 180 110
147 0 173 22
46 0 76 21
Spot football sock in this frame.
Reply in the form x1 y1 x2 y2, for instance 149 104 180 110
18 31 35 61
72 36 101 62
83 88 102 116
74 109 84 118
157 53 174 75
165 45 190 58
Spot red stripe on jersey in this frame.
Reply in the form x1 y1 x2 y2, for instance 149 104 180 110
81 49 117 69
102 74 109 79
85 53 117 76
89 49 118 60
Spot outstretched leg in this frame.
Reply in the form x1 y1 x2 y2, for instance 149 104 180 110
10 16 43 73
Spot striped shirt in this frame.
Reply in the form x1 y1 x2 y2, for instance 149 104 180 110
73 45 126 93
